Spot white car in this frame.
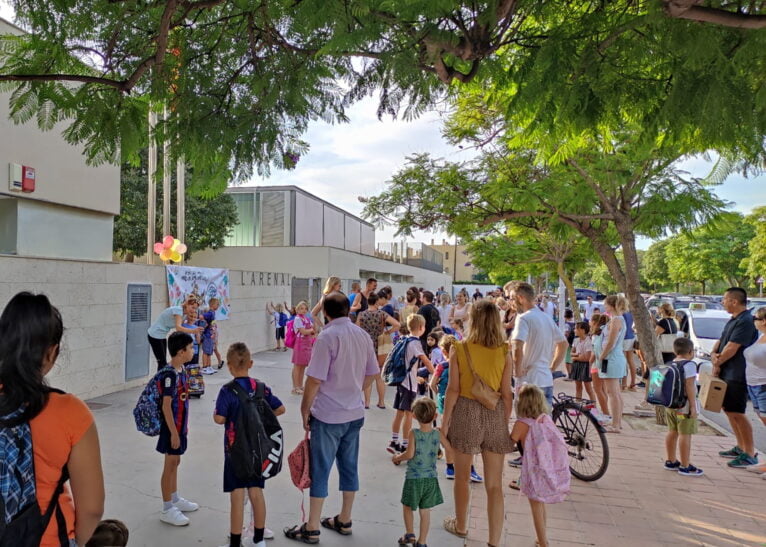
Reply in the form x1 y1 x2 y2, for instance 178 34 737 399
677 305 731 376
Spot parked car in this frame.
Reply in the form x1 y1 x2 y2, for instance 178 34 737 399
573 288 607 301
675 304 730 377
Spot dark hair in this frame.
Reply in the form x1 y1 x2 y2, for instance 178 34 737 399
406 287 421 307
673 337 694 355
422 290 434 303
168 332 193 357
227 342 251 367
427 330 443 345
381 286 393 298
367 292 380 306
86 519 129 547
593 314 609 336
575 321 590 334
323 291 350 319
412 397 437 423
564 309 574 319
366 277 377 286
0 292 63 426
725 287 747 305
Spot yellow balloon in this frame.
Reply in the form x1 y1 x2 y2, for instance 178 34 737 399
160 249 173 261
170 251 182 262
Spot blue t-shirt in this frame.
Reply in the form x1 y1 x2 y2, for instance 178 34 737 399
148 306 183 338
157 366 189 435
382 304 395 317
215 377 283 451
624 312 635 340
201 310 216 341
181 320 205 355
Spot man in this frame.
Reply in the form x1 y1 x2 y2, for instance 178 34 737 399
540 296 555 320
472 288 483 301
712 287 759 468
583 295 598 321
347 281 361 309
417 290 441 352
285 292 379 543
350 277 377 316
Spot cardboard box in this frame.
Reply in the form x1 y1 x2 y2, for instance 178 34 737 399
698 373 727 413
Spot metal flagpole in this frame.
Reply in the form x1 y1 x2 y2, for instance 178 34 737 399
162 106 171 238
176 155 185 245
146 109 158 264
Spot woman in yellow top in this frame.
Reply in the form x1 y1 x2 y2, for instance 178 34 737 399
441 300 513 547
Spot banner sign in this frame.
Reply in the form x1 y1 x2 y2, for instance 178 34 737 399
166 265 231 320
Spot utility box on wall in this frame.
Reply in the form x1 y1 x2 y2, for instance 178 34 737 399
8 163 35 193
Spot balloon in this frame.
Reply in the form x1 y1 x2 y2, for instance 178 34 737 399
176 243 187 254
170 251 182 262
154 234 187 263
153 242 165 254
163 235 174 247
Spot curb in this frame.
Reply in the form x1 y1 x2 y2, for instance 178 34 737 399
698 411 733 437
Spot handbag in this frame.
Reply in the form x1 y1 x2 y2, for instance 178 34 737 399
377 312 393 356
658 319 681 354
288 432 311 520
461 342 501 410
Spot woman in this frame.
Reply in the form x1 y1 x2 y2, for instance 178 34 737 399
291 301 315 394
436 293 452 328
599 295 629 433
442 300 513 547
449 291 472 331
400 289 420 331
147 296 202 371
745 307 766 453
0 292 105 546
622 305 638 391
655 302 680 364
357 292 400 408
502 297 517 339
311 276 342 329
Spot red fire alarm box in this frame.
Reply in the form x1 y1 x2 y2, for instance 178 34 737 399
22 165 35 193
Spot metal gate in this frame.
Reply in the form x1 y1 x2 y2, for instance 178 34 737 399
125 284 152 380
291 277 322 308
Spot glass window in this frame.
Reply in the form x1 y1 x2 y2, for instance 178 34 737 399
691 317 729 340
224 193 255 246
445 251 449 259
260 191 289 246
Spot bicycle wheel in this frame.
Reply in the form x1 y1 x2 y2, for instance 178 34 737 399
552 401 609 481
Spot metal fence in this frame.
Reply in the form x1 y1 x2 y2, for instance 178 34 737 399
375 242 444 273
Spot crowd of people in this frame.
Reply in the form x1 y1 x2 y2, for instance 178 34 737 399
1 280 765 547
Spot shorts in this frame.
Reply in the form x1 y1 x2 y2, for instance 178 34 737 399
570 361 591 383
223 455 266 492
747 384 766 414
665 408 698 435
156 429 188 456
309 416 364 498
722 380 748 414
276 326 285 340
393 385 416 412
201 337 215 356
401 478 443 510
622 338 635 352
447 396 513 455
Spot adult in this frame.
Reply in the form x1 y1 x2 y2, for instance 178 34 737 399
449 291 472 329
654 302 680 364
400 289 420 330
598 296 629 433
539 296 555 320
417 291 441 351
472 288 483 301
622 305 638 391
0 292 105 546
502 296 517 339
712 288 759 468
744 306 766 474
583 295 598 321
436 293 452 328
147 296 203 370
347 281 361 310
441 300 513 546
350 278 377 317
510 283 568 407
379 286 396 317
312 276 342 329
285 293 379 543
357 292 400 409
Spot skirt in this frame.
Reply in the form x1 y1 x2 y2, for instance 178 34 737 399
570 360 591 383
447 396 513 455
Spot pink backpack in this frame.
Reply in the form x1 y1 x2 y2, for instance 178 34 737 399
284 318 297 348
519 415 571 503
288 433 311 519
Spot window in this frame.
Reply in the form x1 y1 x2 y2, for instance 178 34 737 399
445 251 449 259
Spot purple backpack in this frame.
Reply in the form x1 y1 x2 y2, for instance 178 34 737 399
519 415 571 503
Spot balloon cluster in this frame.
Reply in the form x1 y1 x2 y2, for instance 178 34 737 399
154 235 187 263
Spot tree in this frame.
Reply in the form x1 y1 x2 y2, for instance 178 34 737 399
641 239 672 292
744 206 766 286
113 154 238 260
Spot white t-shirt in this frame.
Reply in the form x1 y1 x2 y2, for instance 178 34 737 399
744 337 766 386
512 307 565 388
543 301 555 319
294 314 312 333
672 359 700 415
404 338 425 393
572 337 593 361
437 305 452 327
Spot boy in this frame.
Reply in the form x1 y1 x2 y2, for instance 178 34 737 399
214 342 286 547
663 337 704 476
266 302 289 352
182 309 202 367
182 309 206 396
201 298 221 374
388 315 434 455
158 332 199 526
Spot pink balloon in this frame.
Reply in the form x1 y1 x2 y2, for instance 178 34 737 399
176 243 187 254
163 235 174 248
153 242 164 254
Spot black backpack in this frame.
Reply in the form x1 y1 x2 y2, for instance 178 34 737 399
226 380 284 481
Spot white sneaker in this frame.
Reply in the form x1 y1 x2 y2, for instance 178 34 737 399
264 528 274 539
745 463 766 473
160 506 190 526
173 497 199 512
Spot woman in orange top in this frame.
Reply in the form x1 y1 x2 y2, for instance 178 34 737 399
441 299 513 547
0 292 105 546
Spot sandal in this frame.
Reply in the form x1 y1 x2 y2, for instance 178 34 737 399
321 515 352 536
509 479 520 490
443 516 468 538
283 523 320 544
398 532 416 545
605 426 622 434
377 403 386 409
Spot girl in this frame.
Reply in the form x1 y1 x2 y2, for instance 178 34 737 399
589 314 611 422
448 292 471 331
401 289 420 330
290 301 315 394
599 296 629 433
510 385 570 547
430 334 457 478
436 293 452 328
357 292 400 408
0 292 105 546
570 321 595 402
450 318 465 341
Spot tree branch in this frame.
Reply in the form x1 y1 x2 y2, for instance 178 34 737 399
0 73 127 89
664 1 766 29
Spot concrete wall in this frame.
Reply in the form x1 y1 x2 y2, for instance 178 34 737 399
0 255 290 400
0 198 16 253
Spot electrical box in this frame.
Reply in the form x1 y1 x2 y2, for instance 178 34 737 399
8 163 22 192
22 165 35 193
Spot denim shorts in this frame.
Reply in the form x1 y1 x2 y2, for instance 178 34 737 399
748 384 766 414
309 416 364 498
542 386 554 409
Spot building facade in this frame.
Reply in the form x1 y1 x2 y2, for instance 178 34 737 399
429 239 482 282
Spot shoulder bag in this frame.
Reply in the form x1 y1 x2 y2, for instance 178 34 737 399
461 342 501 410
377 311 393 356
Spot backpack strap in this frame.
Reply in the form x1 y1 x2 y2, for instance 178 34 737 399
254 381 266 400
41 465 70 547
225 380 250 404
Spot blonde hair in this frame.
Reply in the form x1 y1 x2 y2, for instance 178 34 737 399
439 334 457 354
275 303 284 313
516 384 549 418
412 398 437 424
604 295 627 314
754 306 766 322
439 293 451 306
465 299 506 348
495 297 507 308
296 300 309 313
407 314 425 332
208 297 220 306
323 276 341 295
659 302 675 318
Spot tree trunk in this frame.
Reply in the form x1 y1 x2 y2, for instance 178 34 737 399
701 280 706 295
557 261 580 321
125 253 135 263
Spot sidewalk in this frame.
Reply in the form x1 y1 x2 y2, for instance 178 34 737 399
465 382 766 547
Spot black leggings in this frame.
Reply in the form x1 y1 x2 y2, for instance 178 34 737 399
148 335 168 371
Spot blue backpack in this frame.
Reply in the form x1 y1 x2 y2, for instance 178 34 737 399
383 337 420 386
0 392 70 546
278 312 288 328
133 366 172 436
647 360 691 409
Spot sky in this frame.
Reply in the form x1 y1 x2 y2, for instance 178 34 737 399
2 3 765 251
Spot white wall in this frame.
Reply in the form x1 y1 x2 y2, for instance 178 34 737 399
323 206 345 249
361 224 375 256
344 217 361 253
294 192 324 246
0 255 290 400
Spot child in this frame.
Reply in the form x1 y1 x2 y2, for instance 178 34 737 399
389 315 434 455
266 302 289 352
588 314 611 421
85 520 129 547
450 318 464 341
392 398 445 547
429 334 457 478
290 301 315 394
214 342 286 547
181 309 202 367
570 321 596 402
420 331 444 397
158 332 199 526
510 385 571 547
663 337 704 476
201 298 221 374
182 310 206 397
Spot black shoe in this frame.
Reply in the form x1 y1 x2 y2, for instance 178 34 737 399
386 441 403 455
217 360 225 370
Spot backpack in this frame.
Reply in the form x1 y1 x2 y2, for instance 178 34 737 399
647 360 690 409
519 415 570 504
133 365 173 436
0 393 71 547
437 364 450 395
383 337 420 386
226 380 284 481
278 312 288 328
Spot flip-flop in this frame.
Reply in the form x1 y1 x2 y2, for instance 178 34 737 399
321 515 352 536
509 479 520 490
442 516 467 538
283 523 320 544
376 404 386 409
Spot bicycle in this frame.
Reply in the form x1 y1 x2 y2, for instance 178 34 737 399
550 393 609 481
